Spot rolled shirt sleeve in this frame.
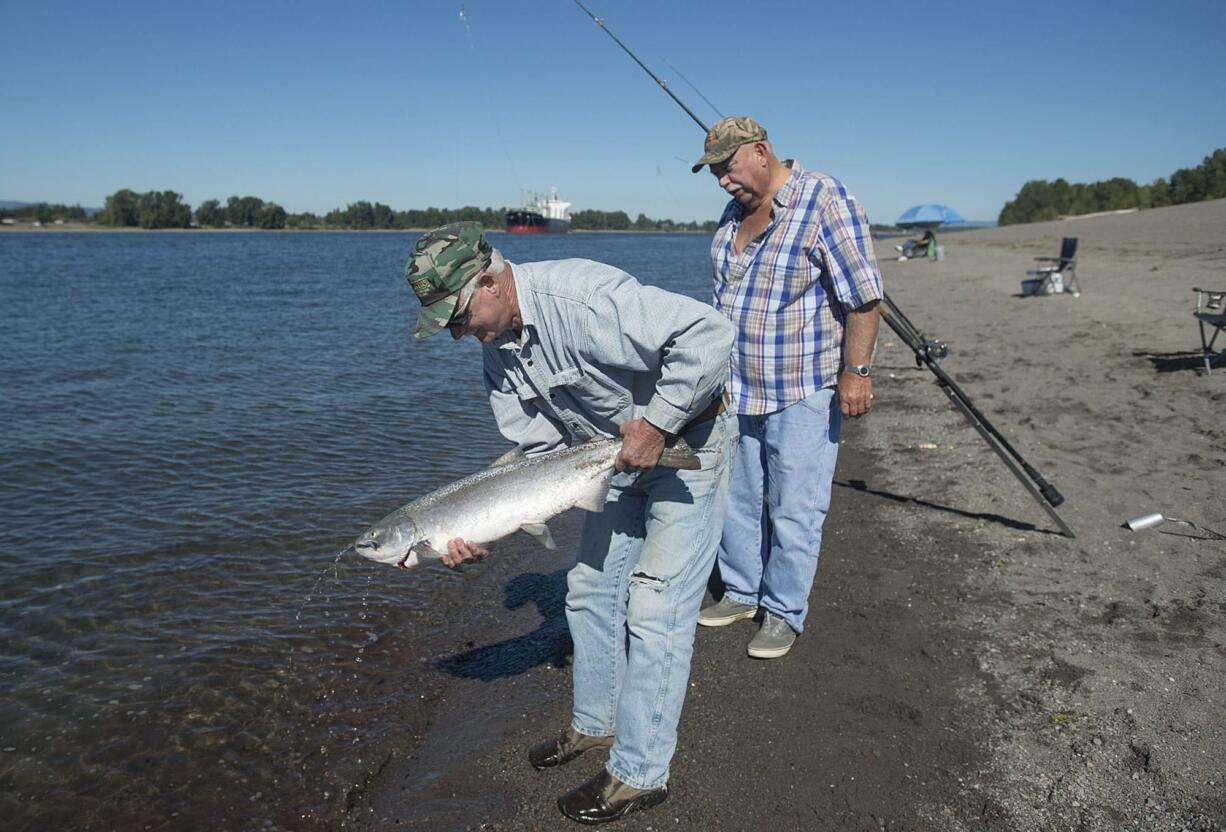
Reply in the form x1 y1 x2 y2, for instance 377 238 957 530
816 190 883 313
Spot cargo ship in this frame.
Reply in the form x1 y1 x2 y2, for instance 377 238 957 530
506 187 571 234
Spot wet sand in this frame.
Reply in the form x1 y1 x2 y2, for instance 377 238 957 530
343 199 1225 831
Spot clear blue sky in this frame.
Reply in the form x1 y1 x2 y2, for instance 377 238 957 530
2 0 1223 223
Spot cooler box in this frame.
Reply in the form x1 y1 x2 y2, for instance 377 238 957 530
1021 272 1062 296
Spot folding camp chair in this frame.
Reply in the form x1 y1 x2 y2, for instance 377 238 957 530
1193 286 1226 374
1023 237 1081 297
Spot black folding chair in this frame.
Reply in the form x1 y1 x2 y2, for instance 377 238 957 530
1025 237 1081 297
1193 287 1226 374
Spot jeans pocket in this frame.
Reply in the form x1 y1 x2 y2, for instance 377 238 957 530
796 387 835 417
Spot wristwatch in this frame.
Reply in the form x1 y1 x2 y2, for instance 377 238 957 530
844 364 871 378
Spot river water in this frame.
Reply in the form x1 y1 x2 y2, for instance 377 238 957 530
0 231 714 831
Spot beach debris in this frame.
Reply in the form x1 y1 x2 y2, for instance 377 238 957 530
917 442 938 450
354 437 700 569
1123 512 1225 540
1124 512 1166 531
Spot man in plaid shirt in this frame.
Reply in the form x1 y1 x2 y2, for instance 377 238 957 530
692 116 884 659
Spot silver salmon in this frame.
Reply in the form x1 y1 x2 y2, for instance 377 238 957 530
354 437 700 568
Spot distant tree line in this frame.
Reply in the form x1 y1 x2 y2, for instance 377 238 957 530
0 203 89 223
286 203 715 232
570 209 715 232
284 202 507 230
196 196 287 229
80 189 712 231
999 147 1226 225
101 189 193 228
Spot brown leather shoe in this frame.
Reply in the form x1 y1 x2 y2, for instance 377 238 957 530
528 727 614 770
557 769 668 824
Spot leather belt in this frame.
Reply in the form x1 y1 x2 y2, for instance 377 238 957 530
682 392 727 432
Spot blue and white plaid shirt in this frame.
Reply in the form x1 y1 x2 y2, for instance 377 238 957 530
712 161 883 415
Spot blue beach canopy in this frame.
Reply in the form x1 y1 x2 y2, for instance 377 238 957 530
896 204 964 229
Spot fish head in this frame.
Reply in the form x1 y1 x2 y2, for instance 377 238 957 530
354 516 423 568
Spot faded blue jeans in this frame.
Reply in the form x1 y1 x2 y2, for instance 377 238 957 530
717 387 842 635
565 409 736 790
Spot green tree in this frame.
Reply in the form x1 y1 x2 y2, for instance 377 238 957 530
102 189 139 226
258 202 287 229
372 202 395 229
345 201 375 228
196 199 225 227
571 209 632 230
287 212 321 229
1146 178 1171 208
225 196 266 227
136 190 191 228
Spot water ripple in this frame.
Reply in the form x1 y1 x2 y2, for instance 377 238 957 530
0 230 713 830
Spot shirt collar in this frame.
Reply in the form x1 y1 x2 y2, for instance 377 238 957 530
495 260 533 350
772 160 803 211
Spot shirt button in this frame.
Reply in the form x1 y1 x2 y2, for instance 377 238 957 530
550 393 556 399
527 360 534 366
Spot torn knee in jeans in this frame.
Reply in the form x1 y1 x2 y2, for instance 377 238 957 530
629 571 668 590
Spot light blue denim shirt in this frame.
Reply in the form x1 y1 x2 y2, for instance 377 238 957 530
483 259 734 457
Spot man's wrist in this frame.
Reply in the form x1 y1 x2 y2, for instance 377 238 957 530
642 417 671 438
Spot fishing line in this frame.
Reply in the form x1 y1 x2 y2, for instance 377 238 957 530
452 4 520 213
459 5 475 50
571 0 711 132
665 61 724 120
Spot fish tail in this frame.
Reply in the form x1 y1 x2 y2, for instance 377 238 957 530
658 438 702 471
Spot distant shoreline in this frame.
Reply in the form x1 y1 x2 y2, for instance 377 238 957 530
0 223 710 235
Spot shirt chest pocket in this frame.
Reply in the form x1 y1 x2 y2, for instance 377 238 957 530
542 366 630 424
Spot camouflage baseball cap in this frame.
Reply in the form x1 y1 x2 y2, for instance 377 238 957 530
405 222 492 338
691 116 768 173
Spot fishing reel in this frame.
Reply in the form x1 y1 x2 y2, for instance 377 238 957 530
915 338 949 366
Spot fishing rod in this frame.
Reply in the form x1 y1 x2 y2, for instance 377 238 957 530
571 0 710 132
572 2 1074 538
879 294 1074 538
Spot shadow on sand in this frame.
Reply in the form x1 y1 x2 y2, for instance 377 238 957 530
1132 349 1214 374
836 477 1067 537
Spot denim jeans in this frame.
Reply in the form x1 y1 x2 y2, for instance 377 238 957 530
565 409 736 789
717 387 842 635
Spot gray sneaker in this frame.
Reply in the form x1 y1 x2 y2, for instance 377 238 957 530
698 597 758 627
747 612 797 659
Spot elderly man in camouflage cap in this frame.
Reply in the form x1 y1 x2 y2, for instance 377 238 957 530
404 222 738 824
692 117 884 660
405 221 494 337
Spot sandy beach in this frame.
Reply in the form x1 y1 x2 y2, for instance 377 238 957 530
343 199 1225 831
